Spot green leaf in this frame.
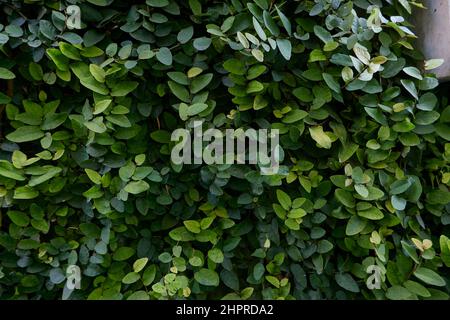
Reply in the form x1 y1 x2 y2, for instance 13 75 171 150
89 64 105 83
253 263 265 280
150 130 171 143
309 126 332 149
403 66 422 80
7 211 30 227
391 195 407 211
440 235 450 267
86 0 114 6
424 59 444 70
47 49 70 71
353 43 370 65
324 41 339 52
188 0 202 15
168 72 189 85
18 239 40 250
247 65 267 80
85 168 102 184
70 62 108 94
414 111 439 125
29 167 62 187
223 59 246 75
253 0 268 10
5 25 23 37
190 73 213 94
31 219 50 233
106 114 131 127
275 6 291 35
168 81 190 102
14 186 39 199
142 265 157 286
0 92 11 104
0 161 26 180
417 93 437 111
401 79 418 100
83 30 105 47
85 118 107 133
365 107 388 125
122 272 140 284
253 17 267 41
187 103 208 116
246 80 264 94
194 268 220 286
414 268 446 287
124 181 150 194
390 179 411 195
59 42 81 60
265 275 280 288
137 44 154 60
335 189 355 208
386 286 413 300
29 62 44 81
147 0 168 6
323 73 341 94
436 123 450 141
318 239 334 254
127 291 149 300
251 49 264 62
110 81 139 97
188 67 203 78
314 25 332 43
0 67 15 80
335 273 359 293
293 87 313 102
208 248 224 264
177 26 194 44
358 206 384 220
276 39 292 60
41 113 67 130
236 31 249 48
403 280 431 297
282 109 308 124
156 47 172 66
276 189 291 210
133 258 149 273
346 215 367 236
118 46 132 61
401 241 420 264
338 142 358 162
184 220 201 233
113 247 135 261
341 66 354 82
262 10 279 36
6 126 44 143
93 99 112 115
193 37 212 51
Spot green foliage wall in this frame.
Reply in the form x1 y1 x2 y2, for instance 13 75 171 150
1 0 450 300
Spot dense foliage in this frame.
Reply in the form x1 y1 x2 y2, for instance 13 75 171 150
0 0 450 300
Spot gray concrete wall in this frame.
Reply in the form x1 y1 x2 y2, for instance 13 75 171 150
413 0 450 81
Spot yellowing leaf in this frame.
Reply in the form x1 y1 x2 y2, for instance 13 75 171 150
309 126 332 149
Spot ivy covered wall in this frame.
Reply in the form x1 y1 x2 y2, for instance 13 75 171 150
0 0 450 300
